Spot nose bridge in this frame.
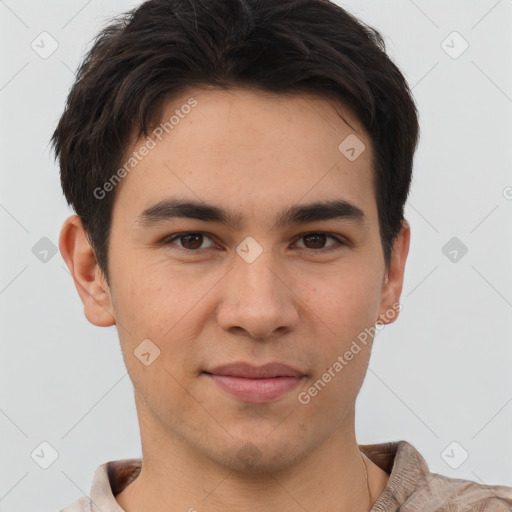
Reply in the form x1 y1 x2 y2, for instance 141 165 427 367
217 243 297 338
233 244 284 308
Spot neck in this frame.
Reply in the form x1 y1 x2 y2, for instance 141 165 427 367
116 398 381 512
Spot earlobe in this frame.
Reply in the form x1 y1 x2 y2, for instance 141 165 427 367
59 214 116 327
376 220 410 326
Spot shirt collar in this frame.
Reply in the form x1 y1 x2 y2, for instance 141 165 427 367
89 440 426 511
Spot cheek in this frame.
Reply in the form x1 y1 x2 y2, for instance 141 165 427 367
301 266 381 344
114 257 195 333
112 259 217 379
112 265 202 412
298 278 376 420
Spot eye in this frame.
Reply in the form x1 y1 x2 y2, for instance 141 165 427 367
294 232 347 251
162 232 216 251
160 231 348 253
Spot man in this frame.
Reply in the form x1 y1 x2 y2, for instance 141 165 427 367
53 0 512 510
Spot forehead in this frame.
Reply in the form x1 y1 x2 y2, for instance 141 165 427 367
112 86 375 226
154 86 369 148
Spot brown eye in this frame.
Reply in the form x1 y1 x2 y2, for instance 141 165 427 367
180 233 204 250
295 232 344 250
303 233 327 249
162 232 215 251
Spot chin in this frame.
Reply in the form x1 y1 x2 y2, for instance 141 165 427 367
209 434 307 475
222 450 298 474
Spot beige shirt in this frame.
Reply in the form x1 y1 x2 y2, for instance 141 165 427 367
59 440 512 511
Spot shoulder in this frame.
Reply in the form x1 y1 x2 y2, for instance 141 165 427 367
413 473 512 511
361 440 512 511
57 458 141 512
58 495 93 512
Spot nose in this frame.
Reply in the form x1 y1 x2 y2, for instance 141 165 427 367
216 248 299 341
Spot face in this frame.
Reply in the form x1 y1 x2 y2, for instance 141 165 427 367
63 87 409 473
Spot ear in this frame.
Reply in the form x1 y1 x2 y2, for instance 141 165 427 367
376 220 410 326
59 214 115 327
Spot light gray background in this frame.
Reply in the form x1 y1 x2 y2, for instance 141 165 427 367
0 1 511 511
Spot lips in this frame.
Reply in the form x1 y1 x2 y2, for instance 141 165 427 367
203 362 306 403
203 362 305 379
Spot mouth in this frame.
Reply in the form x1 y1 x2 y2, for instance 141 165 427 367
202 362 306 403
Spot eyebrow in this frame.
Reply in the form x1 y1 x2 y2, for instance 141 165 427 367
132 197 367 231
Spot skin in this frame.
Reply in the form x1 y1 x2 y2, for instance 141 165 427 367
60 87 410 512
